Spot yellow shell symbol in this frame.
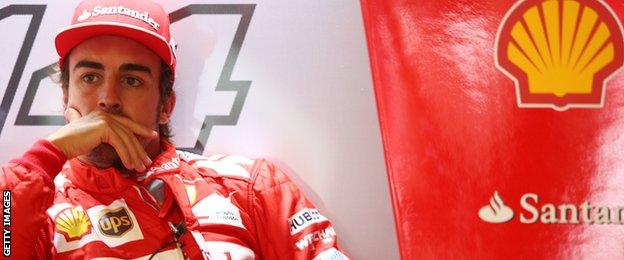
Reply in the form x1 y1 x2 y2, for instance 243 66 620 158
496 0 624 109
55 207 91 239
185 184 197 205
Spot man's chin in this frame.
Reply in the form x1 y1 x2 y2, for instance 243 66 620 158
80 144 124 169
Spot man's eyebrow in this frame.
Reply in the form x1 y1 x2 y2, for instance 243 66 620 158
119 63 152 75
73 60 104 71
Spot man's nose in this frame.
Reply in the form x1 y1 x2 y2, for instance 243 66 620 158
97 80 121 113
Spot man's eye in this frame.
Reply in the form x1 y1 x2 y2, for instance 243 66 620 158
123 77 142 87
82 74 99 83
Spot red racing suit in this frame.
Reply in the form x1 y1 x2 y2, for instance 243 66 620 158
0 140 350 259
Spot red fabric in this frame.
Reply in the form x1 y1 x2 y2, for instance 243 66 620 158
361 0 624 259
1 140 349 259
10 140 66 181
1 140 65 258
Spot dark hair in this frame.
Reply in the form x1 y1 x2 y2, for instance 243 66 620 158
59 59 174 140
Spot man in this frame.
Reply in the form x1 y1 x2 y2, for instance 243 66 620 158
0 0 349 259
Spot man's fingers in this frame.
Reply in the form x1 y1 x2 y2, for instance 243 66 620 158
64 108 82 123
108 123 141 171
50 110 157 165
110 120 151 171
102 129 136 170
110 115 158 138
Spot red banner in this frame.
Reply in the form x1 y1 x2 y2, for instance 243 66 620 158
361 0 624 258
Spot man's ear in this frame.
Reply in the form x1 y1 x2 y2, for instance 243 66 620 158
159 91 176 124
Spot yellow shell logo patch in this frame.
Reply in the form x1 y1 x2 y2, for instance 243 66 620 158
55 207 92 241
185 184 197 205
496 0 624 110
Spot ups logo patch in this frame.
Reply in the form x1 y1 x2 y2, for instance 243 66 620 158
97 207 133 237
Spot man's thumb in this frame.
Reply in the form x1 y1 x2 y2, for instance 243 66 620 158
64 108 82 123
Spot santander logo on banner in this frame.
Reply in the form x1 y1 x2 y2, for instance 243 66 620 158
478 191 624 225
478 191 514 223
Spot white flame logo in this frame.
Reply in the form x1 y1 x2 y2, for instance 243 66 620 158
478 191 514 223
77 9 92 22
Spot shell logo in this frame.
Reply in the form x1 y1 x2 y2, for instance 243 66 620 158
55 207 92 241
184 183 198 205
495 0 624 110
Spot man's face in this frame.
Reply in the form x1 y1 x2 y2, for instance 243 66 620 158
65 35 165 169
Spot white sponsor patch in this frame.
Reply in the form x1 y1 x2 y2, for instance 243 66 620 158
191 155 253 179
288 208 329 235
191 231 255 260
77 5 160 31
52 199 143 253
87 199 143 247
295 227 337 250
192 193 246 229
176 150 208 162
312 248 349 260
139 157 180 181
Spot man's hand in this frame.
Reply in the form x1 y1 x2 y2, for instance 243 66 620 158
46 108 157 171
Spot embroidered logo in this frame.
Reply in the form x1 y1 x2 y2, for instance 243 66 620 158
288 208 329 235
77 5 160 31
55 207 92 241
77 9 91 22
192 192 246 229
97 207 133 237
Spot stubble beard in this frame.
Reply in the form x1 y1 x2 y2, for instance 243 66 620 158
82 110 160 170
83 136 152 170
83 143 123 169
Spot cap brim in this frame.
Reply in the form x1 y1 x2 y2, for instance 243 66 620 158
55 21 174 69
